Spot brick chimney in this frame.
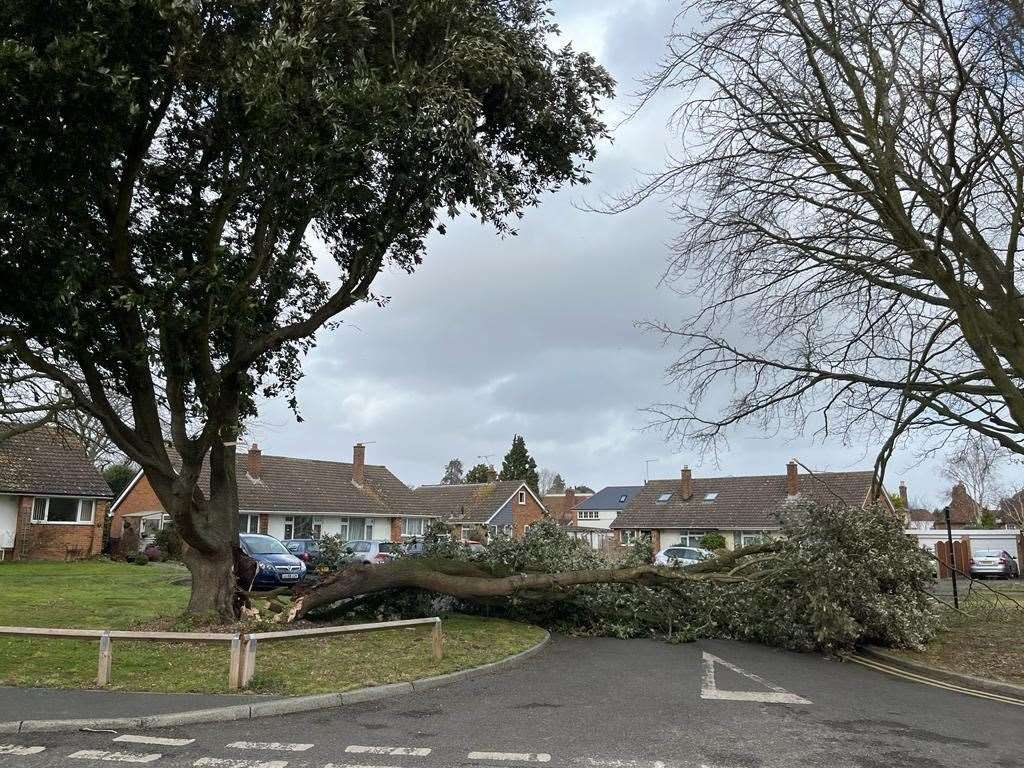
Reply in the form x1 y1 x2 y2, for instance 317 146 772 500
564 488 577 524
247 444 262 478
680 466 693 501
353 443 366 485
786 460 799 496
899 481 909 509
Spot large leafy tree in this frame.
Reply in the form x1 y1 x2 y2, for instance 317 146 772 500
0 0 612 618
499 433 539 492
465 462 498 483
440 458 464 486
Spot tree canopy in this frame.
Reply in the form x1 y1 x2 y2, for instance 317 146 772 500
466 463 498 483
0 0 612 617
499 434 539 492
440 459 465 485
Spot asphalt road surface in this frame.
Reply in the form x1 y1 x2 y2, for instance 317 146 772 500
3 636 1021 768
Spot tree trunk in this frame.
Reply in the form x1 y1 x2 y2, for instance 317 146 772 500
183 543 237 619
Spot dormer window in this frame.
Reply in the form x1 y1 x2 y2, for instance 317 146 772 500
656 492 673 504
518 490 526 505
703 492 719 501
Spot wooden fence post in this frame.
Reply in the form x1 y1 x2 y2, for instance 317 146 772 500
431 619 443 662
241 635 258 688
96 631 112 687
228 634 242 690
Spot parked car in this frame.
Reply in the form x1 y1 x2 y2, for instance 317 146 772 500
345 540 401 564
465 540 487 556
283 538 323 566
970 549 1021 579
239 533 307 588
655 545 712 567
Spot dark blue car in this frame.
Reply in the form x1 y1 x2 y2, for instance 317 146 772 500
239 533 306 588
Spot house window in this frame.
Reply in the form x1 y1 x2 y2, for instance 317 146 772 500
518 490 526 505
284 516 323 540
402 517 425 538
460 525 475 541
31 497 95 524
621 529 643 545
618 494 628 503
703 493 719 501
577 510 600 520
338 517 350 540
656 493 672 504
239 514 260 534
681 530 707 546
741 532 768 547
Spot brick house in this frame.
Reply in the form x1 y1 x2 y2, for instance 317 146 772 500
0 425 112 560
412 481 548 541
610 461 895 552
110 443 433 549
543 488 593 526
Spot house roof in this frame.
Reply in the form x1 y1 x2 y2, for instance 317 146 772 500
543 491 593 524
412 481 537 524
114 450 421 518
907 507 935 522
576 485 643 511
610 469 880 530
0 425 112 498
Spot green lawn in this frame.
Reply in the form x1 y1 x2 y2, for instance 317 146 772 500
890 593 1024 685
0 560 545 695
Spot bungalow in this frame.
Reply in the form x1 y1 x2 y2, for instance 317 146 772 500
412 480 547 541
610 461 893 552
0 425 112 560
567 485 642 549
110 443 432 548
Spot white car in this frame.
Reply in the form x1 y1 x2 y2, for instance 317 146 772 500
345 540 400 564
655 545 713 567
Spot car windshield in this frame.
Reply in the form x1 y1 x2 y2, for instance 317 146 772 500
242 535 289 555
666 549 686 558
351 541 370 552
378 542 398 553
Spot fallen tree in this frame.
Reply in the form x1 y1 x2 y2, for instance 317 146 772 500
276 502 939 653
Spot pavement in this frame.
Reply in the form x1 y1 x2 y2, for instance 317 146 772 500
1 636 1023 768
0 688 270 722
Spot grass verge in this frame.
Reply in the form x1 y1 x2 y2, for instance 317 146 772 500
890 592 1024 685
0 560 545 695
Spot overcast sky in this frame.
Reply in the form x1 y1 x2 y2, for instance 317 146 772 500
250 0 956 508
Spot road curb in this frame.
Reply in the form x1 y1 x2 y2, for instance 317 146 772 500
0 630 550 733
856 645 1024 702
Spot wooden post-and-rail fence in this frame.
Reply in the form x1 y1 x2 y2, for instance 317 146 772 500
0 617 444 690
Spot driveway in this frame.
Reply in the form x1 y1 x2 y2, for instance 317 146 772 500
2 636 1022 768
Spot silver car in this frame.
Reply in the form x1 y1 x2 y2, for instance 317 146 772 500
970 549 1020 579
655 545 713 566
345 540 400 565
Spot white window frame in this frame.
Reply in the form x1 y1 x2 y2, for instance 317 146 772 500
681 530 707 547
577 510 600 520
518 490 526 505
621 529 641 545
338 517 350 541
30 497 96 525
239 514 260 534
741 532 768 547
656 493 672 504
401 517 425 538
460 525 475 541
283 515 324 540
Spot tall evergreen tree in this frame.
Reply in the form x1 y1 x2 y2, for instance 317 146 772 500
499 434 539 493
465 463 498 483
440 459 464 485
548 473 566 494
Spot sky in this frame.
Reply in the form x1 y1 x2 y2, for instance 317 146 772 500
249 0 952 507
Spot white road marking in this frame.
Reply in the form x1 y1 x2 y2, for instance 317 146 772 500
193 759 289 768
114 735 196 747
325 764 406 768
0 744 46 755
468 752 552 763
700 651 812 705
69 750 162 763
585 760 666 768
227 741 313 752
345 745 432 756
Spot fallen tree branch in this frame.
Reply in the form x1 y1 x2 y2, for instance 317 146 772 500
286 542 781 622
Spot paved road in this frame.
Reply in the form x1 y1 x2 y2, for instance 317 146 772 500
2 636 1022 768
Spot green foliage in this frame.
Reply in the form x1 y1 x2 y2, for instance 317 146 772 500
548 474 566 494
316 535 353 570
466 463 498 483
699 532 727 551
132 553 150 566
152 523 183 562
362 504 938 652
499 434 539 493
889 491 906 510
103 463 136 498
441 459 465 485
978 509 999 528
573 485 595 494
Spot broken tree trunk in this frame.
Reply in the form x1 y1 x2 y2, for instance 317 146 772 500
286 541 780 622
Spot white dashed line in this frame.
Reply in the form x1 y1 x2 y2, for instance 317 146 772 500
468 752 552 763
114 735 196 747
227 741 314 752
345 745 432 756
0 745 46 756
69 750 162 763
194 759 289 768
